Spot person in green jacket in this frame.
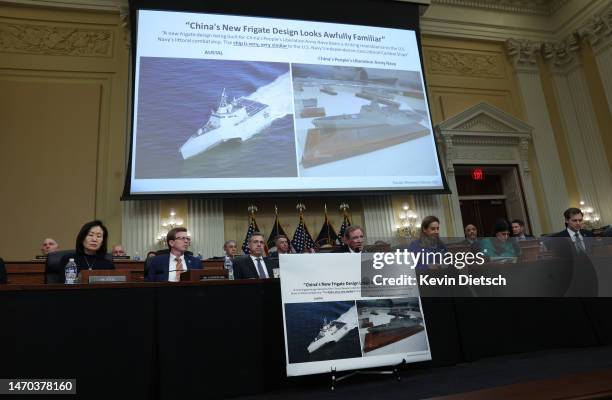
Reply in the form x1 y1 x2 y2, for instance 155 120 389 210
478 220 520 261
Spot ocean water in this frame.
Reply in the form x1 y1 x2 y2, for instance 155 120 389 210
285 301 362 364
134 57 297 178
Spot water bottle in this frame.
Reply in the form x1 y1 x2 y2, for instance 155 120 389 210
65 258 78 284
133 252 141 261
224 256 234 280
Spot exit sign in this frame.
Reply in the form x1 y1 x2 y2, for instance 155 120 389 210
472 168 485 181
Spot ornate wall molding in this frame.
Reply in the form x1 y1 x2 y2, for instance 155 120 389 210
455 113 517 132
426 49 504 78
578 2 612 54
430 0 568 16
453 147 516 161
505 38 541 73
542 34 581 72
0 21 113 57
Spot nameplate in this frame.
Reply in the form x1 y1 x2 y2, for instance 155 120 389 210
199 275 227 281
112 256 131 260
34 255 47 260
88 275 127 284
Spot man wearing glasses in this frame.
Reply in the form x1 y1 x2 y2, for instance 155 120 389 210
146 227 202 282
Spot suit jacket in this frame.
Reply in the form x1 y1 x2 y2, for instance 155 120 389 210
146 253 201 282
233 255 278 279
548 229 597 296
332 245 352 253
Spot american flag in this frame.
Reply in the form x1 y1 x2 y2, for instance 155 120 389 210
241 217 260 255
337 214 352 245
315 214 339 247
291 215 316 253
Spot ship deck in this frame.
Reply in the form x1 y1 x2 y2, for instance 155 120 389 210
236 98 268 116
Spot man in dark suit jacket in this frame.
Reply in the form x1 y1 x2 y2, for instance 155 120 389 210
233 232 278 279
511 219 534 241
333 226 365 253
146 227 202 282
548 207 596 296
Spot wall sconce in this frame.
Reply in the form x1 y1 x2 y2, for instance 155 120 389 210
579 201 600 229
157 208 185 246
396 202 418 239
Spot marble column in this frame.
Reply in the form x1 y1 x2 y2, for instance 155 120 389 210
506 38 569 232
579 3 612 115
544 36 612 224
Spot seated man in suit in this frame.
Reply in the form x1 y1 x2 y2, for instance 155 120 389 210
511 219 533 241
111 244 126 257
233 232 278 279
269 235 293 258
146 227 201 282
462 224 478 246
223 240 237 260
41 238 59 256
334 226 365 253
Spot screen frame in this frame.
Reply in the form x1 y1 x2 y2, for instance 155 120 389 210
122 0 450 200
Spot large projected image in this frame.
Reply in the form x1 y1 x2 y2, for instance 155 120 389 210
129 9 445 194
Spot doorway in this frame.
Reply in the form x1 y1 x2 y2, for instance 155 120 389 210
455 165 531 237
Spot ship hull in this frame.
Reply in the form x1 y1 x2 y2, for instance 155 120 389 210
363 325 424 352
180 102 272 159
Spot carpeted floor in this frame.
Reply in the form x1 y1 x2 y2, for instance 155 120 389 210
234 345 612 400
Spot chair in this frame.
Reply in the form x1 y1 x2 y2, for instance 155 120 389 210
45 250 75 284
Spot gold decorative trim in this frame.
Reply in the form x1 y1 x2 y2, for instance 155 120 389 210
426 49 504 78
0 21 113 57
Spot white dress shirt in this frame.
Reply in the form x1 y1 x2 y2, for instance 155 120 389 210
250 255 269 278
168 253 188 282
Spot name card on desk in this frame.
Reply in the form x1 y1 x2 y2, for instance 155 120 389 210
80 270 132 284
180 269 228 281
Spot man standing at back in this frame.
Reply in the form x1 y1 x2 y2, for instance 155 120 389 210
233 232 278 279
146 227 202 282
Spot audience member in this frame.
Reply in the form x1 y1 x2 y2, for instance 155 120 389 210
233 232 278 279
41 238 59 255
334 226 365 253
146 227 201 282
511 219 533 240
408 216 447 269
269 235 293 257
462 224 478 245
59 220 115 273
223 240 237 259
478 220 520 259
111 244 126 257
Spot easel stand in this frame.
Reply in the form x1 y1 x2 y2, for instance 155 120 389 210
329 360 405 391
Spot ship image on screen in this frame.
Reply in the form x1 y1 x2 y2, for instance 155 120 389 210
293 64 437 177
134 58 296 179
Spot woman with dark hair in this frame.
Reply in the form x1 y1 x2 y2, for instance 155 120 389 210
478 219 520 260
408 215 447 269
60 220 115 273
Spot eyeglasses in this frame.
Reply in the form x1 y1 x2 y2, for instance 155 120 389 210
173 236 191 242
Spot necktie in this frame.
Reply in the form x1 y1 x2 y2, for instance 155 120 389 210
574 232 585 253
255 258 266 279
175 257 184 280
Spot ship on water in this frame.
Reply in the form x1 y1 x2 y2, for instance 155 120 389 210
179 88 272 160
302 101 430 168
307 305 358 353
311 101 419 130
